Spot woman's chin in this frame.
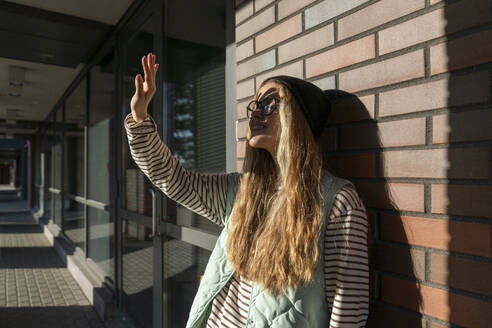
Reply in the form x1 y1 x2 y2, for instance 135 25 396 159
248 134 269 148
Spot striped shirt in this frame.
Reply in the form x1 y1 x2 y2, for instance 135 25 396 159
124 113 369 328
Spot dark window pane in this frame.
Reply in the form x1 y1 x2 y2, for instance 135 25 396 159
88 49 115 204
64 78 86 196
121 18 154 216
64 200 85 251
88 206 114 281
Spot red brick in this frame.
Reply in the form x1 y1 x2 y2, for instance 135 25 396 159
431 28 492 75
324 152 375 178
380 214 492 257
304 0 369 30
431 184 492 218
326 94 375 124
379 0 490 55
430 252 492 297
306 34 375 78
339 50 425 93
277 0 316 20
340 118 425 149
354 182 425 212
433 109 492 144
338 0 425 40
236 6 275 42
255 14 302 53
236 39 254 62
379 147 491 179
236 119 249 139
237 49 276 81
236 158 244 172
237 78 255 100
237 140 246 158
237 99 251 120
382 275 492 328
373 244 426 280
367 302 426 328
278 24 334 64
255 61 303 89
236 0 253 25
254 0 274 12
379 70 490 117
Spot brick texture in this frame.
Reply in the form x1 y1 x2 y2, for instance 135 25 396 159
379 70 490 117
255 14 302 53
236 6 275 42
278 24 334 64
340 117 426 149
379 0 490 55
338 0 425 40
236 49 276 81
236 39 254 62
431 184 492 218
339 50 425 92
431 28 492 75
379 148 491 179
255 61 303 88
382 275 492 328
380 214 492 257
304 0 369 30
430 253 492 297
254 0 274 12
433 109 492 144
306 34 375 78
355 182 425 212
277 0 316 20
234 0 492 326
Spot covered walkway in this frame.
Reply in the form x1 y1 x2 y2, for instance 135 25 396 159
0 223 106 328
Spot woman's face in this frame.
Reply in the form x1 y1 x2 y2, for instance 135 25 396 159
247 81 282 157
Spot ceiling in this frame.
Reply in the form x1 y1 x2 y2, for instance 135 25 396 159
0 0 134 133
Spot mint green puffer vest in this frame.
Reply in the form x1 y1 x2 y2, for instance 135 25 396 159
186 169 355 328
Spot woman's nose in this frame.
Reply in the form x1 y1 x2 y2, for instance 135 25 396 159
251 107 264 120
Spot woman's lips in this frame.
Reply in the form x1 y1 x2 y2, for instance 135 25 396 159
251 124 267 131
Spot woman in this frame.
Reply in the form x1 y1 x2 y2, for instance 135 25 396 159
126 53 369 327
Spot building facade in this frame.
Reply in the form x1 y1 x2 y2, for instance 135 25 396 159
14 0 492 327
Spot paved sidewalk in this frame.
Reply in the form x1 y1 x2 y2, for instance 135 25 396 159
0 225 107 328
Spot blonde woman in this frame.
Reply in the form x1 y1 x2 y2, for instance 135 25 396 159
126 53 369 327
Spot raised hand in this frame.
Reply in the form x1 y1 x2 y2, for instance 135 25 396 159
130 52 159 123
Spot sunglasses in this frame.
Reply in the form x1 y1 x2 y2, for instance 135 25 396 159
246 94 281 119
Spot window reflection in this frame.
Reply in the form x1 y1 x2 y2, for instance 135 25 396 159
64 78 86 250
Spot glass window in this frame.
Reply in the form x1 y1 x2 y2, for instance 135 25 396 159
121 22 155 216
64 78 87 250
162 0 229 325
163 0 227 235
88 207 114 280
51 109 63 227
88 51 114 205
64 78 86 196
88 48 115 280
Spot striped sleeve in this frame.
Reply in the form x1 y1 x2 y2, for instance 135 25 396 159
324 185 369 328
124 113 240 227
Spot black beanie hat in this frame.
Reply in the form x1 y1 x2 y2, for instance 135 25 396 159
262 75 332 140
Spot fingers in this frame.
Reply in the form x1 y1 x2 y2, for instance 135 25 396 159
142 55 149 84
135 74 143 97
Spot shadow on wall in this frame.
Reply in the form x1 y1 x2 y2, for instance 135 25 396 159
319 91 424 327
444 0 492 327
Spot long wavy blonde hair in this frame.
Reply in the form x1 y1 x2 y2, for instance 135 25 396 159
226 79 325 295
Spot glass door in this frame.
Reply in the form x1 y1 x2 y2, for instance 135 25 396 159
118 2 163 327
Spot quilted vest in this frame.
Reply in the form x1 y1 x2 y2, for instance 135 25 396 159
186 169 355 328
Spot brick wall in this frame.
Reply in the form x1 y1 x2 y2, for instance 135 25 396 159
234 0 492 326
